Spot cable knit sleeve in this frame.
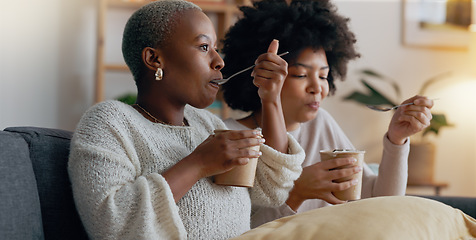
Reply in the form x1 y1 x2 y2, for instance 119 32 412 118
362 133 409 198
68 102 187 240
249 133 305 207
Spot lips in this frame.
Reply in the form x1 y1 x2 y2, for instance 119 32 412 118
210 79 221 85
307 101 320 110
209 79 221 89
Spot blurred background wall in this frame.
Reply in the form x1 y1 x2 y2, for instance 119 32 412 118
1 0 475 197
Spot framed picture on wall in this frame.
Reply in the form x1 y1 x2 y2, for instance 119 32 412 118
401 0 473 50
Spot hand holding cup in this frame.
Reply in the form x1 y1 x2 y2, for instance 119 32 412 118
320 149 365 201
213 129 263 187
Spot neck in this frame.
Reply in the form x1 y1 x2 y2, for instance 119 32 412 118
135 95 186 126
286 120 300 132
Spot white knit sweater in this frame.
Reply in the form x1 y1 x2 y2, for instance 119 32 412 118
68 100 304 240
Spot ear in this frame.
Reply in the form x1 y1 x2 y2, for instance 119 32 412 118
142 47 162 71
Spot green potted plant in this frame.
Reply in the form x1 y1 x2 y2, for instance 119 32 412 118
343 69 453 184
116 93 137 105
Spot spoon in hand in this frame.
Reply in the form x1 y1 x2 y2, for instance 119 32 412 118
367 98 438 112
366 102 414 112
213 51 290 85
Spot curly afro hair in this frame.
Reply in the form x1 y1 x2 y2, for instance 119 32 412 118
221 0 360 112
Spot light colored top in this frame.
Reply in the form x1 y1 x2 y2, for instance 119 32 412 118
224 108 409 228
68 100 305 240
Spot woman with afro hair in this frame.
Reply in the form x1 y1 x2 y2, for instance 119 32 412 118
221 0 434 228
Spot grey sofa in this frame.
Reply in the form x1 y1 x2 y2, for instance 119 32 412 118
1 126 476 239
0 127 88 240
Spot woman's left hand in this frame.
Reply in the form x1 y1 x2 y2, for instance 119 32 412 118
387 95 434 145
251 39 288 104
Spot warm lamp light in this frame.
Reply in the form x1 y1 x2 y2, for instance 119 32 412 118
424 22 476 197
470 24 476 76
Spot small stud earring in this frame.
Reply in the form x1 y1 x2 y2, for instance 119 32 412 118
155 68 163 81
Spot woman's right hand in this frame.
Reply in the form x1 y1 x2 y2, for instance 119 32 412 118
163 129 263 202
252 39 288 105
192 129 264 178
286 157 362 210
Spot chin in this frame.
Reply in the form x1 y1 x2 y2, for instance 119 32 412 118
302 111 319 123
193 97 217 109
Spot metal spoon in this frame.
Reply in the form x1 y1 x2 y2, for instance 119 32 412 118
366 102 415 112
367 98 438 112
213 51 290 85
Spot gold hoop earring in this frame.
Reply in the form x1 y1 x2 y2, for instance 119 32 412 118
155 68 163 81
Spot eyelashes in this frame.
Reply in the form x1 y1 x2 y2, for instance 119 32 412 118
290 74 328 80
199 44 209 52
199 44 219 54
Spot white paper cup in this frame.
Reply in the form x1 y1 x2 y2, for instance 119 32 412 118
213 130 260 188
320 149 365 201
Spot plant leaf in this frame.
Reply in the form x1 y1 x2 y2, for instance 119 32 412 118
359 69 401 99
423 113 454 136
361 69 384 78
419 71 452 95
116 93 137 105
343 80 397 106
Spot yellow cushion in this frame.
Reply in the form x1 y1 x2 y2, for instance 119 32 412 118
233 196 476 240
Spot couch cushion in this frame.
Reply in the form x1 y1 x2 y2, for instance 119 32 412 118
5 127 88 240
0 131 44 240
233 196 476 240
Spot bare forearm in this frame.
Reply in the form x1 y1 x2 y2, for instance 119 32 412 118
285 190 304 211
261 101 288 153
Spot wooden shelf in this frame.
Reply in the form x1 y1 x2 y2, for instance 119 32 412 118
107 0 152 8
95 0 243 119
407 182 449 196
106 0 238 13
104 64 130 71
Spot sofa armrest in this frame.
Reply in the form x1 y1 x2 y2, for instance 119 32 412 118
4 127 88 240
418 195 476 219
0 131 44 239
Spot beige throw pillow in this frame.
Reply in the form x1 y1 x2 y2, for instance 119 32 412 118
234 196 476 240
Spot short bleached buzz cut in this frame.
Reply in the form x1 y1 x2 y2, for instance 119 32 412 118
122 0 201 82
